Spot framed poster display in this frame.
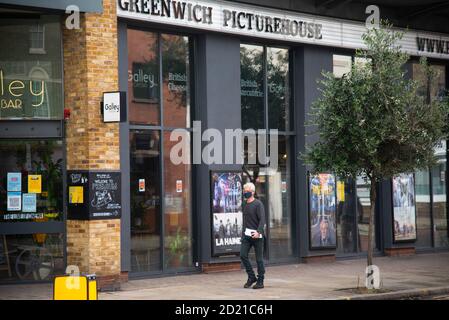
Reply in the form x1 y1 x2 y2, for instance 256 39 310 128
392 173 417 243
308 173 337 249
211 171 243 257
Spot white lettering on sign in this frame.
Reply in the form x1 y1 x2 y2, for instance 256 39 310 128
117 0 449 60
103 92 121 122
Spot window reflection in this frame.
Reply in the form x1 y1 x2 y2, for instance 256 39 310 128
267 135 292 259
128 31 193 273
240 44 264 130
0 16 63 119
0 140 63 222
415 169 432 248
241 43 293 260
432 143 448 248
163 131 192 270
162 34 190 128
128 29 160 125
413 62 448 249
0 233 64 282
333 54 351 78
336 178 358 254
267 48 289 131
130 130 161 272
356 176 376 252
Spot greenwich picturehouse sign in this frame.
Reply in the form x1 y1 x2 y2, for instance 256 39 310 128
117 0 449 60
117 0 324 41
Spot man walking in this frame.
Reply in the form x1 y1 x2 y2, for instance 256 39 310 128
240 182 266 289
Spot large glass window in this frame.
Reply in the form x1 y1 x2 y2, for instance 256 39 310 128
130 130 161 272
413 62 448 249
128 30 160 125
268 135 292 259
0 16 62 119
332 55 378 255
241 43 294 261
240 44 264 130
128 30 193 273
415 169 432 248
0 140 64 222
162 34 190 128
333 54 351 78
0 139 64 282
432 142 448 248
336 178 358 254
356 177 376 253
267 47 290 131
0 233 64 282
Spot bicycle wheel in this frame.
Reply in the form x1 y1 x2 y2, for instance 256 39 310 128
15 247 54 280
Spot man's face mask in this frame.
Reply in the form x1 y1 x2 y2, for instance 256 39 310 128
243 191 252 199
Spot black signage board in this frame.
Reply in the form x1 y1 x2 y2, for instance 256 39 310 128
67 170 90 220
89 172 121 220
67 171 121 220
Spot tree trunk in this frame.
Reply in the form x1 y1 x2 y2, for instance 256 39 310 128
367 179 377 267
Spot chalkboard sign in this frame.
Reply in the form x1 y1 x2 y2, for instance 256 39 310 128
89 172 121 219
67 171 121 220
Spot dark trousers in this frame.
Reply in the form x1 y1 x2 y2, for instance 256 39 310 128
240 236 265 281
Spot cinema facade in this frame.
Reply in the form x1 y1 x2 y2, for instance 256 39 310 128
0 0 448 288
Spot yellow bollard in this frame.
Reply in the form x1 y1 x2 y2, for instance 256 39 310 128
53 274 98 300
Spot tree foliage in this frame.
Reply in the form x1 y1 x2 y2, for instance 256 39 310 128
304 24 449 183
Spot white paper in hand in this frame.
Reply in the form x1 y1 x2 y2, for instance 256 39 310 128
245 228 262 238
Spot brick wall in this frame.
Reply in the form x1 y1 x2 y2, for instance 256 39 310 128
63 0 121 288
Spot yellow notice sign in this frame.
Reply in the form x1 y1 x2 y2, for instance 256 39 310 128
337 181 345 202
28 175 42 194
69 186 84 204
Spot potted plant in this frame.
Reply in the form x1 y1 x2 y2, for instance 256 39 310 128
167 227 189 268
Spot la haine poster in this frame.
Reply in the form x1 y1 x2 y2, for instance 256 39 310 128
211 172 243 256
309 173 337 248
392 173 417 242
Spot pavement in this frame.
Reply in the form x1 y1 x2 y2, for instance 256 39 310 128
0 251 448 300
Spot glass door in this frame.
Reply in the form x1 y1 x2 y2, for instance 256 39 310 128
127 28 193 274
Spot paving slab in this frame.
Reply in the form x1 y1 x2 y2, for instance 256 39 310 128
0 252 448 300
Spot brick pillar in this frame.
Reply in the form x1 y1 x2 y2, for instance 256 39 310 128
63 0 121 289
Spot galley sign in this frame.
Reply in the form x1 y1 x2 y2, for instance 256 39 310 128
102 91 127 123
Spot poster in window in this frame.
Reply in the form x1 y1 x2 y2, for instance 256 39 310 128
7 172 21 192
392 173 417 242
22 193 37 213
28 174 42 194
309 173 337 249
7 192 21 211
211 171 243 257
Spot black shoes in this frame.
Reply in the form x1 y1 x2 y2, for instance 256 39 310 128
253 280 264 289
244 278 257 288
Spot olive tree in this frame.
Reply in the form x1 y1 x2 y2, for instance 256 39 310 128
303 23 449 267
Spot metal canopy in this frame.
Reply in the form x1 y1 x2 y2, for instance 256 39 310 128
231 0 449 34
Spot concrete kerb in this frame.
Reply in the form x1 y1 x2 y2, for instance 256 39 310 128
339 286 449 300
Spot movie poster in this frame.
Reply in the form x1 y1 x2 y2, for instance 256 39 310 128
392 173 417 242
211 171 243 256
309 173 337 249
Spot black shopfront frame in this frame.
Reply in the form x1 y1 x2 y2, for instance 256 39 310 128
0 12 67 283
118 21 198 277
0 120 68 284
